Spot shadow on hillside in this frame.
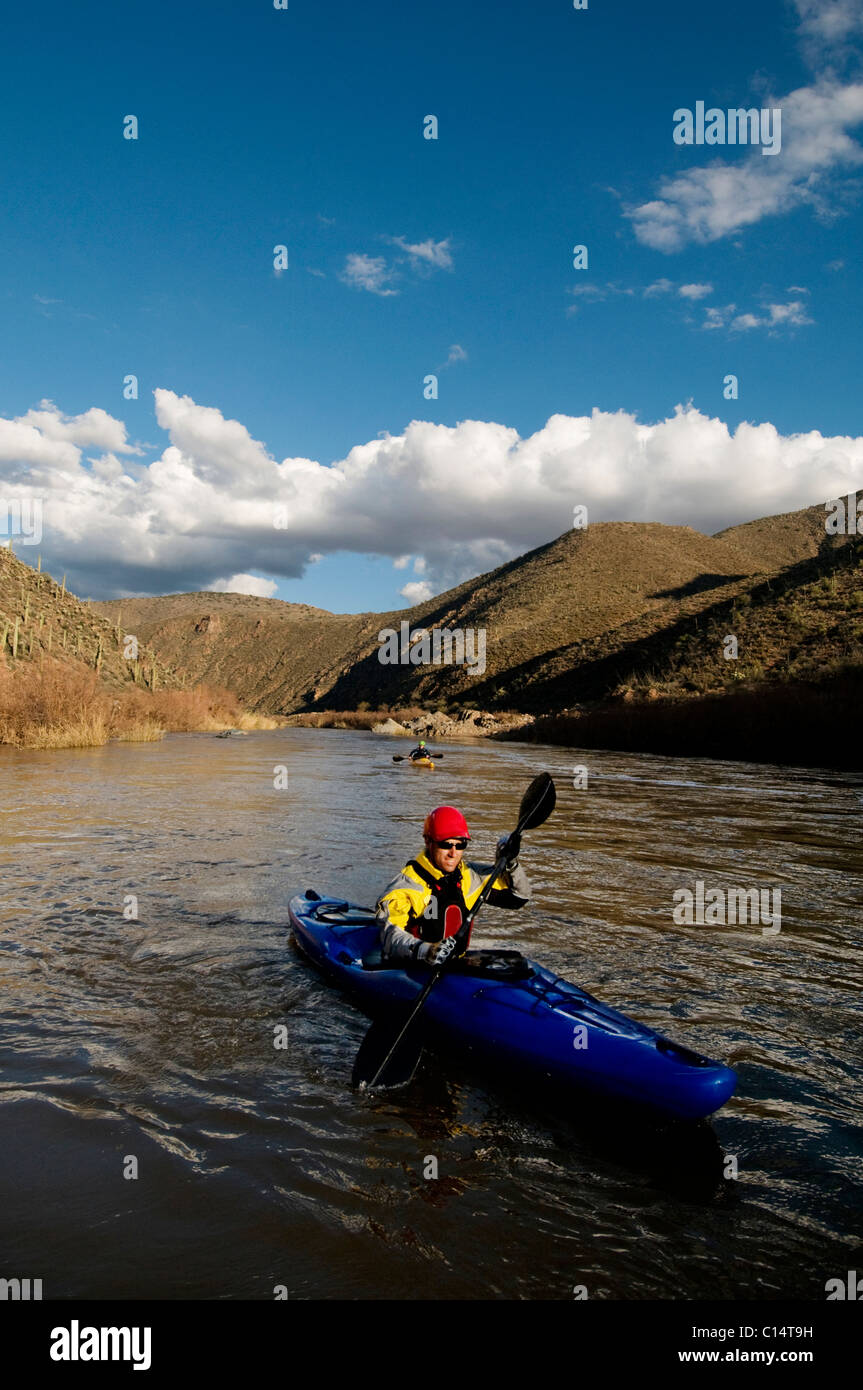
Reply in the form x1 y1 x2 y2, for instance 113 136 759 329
300 534 860 717
651 573 749 601
505 663 863 772
473 536 861 713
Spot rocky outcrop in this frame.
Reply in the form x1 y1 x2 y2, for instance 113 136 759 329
399 708 535 740
370 717 409 735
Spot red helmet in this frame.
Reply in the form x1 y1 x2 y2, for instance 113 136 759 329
423 806 470 841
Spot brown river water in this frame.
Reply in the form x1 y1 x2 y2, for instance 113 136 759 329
0 728 861 1300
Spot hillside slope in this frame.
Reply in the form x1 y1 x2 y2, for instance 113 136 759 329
494 529 863 713
92 490 861 717
716 497 839 572
95 520 770 712
1 545 180 690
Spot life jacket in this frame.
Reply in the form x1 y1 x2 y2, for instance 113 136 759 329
404 858 470 943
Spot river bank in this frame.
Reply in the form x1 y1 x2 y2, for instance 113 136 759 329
7 660 860 771
283 706 534 739
503 662 863 772
0 658 278 748
276 662 862 772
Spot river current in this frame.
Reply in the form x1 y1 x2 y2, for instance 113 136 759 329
0 728 860 1299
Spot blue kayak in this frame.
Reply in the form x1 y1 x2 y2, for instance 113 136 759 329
289 891 737 1122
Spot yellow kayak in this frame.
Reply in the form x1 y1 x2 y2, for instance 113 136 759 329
410 756 435 769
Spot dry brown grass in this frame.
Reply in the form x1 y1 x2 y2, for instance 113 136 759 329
0 662 107 746
234 710 281 730
24 712 112 749
0 660 274 748
111 718 165 743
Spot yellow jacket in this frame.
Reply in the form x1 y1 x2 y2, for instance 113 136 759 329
376 850 530 962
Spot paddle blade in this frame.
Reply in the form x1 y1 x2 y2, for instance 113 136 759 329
351 1017 424 1090
518 772 556 831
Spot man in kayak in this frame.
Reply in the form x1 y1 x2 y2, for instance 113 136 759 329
408 740 432 762
376 805 530 965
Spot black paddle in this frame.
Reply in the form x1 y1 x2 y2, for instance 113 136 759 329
392 752 444 762
352 771 556 1090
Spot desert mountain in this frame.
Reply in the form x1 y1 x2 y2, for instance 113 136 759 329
1 544 180 691
92 491 859 715
716 497 845 571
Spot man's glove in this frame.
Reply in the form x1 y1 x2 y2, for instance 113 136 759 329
417 937 459 967
496 831 521 870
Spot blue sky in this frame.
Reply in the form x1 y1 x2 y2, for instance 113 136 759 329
1 0 862 609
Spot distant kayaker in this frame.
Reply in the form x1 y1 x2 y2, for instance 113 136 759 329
408 740 432 762
376 805 530 965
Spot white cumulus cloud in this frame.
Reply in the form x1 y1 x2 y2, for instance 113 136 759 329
643 278 675 298
400 580 434 605
731 312 763 331
390 236 453 270
703 298 813 332
793 0 863 51
764 300 814 326
207 574 279 597
340 253 398 296
15 402 140 452
627 79 863 251
3 390 862 603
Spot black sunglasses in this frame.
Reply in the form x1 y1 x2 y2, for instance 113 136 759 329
435 838 469 851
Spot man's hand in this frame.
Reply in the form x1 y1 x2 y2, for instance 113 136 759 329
496 831 521 869
418 937 458 967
